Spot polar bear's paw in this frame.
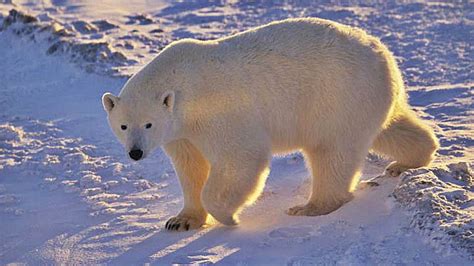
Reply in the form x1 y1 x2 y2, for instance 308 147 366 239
208 211 239 226
165 215 205 232
385 161 410 177
286 202 343 216
203 202 239 226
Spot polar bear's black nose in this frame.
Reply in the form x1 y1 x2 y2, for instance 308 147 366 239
129 149 143 161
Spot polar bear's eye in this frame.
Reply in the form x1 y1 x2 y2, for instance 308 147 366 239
121 125 127 130
145 123 152 129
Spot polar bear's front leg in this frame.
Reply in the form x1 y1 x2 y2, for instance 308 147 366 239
201 149 271 226
164 139 210 231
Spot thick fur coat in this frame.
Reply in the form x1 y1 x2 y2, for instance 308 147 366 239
102 18 439 231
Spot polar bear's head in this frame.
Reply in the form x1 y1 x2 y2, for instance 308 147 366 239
101 89 176 161
101 39 205 161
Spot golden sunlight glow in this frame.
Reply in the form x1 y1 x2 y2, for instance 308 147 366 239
149 227 213 260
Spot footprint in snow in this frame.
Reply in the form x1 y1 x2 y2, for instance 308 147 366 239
269 226 312 239
262 226 314 246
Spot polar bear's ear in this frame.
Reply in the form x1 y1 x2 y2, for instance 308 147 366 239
161 90 175 112
102 92 119 112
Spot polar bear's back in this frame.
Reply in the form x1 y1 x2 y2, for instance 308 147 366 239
212 18 401 105
201 18 403 148
218 18 390 66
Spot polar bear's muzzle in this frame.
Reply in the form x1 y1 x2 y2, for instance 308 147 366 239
129 148 144 161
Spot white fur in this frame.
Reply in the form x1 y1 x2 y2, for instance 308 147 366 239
102 18 439 230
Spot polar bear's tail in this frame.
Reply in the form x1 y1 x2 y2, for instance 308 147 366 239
372 107 439 168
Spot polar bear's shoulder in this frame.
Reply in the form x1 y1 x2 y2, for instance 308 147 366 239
158 38 211 59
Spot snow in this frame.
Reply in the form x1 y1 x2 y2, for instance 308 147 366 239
393 163 473 256
0 1 472 264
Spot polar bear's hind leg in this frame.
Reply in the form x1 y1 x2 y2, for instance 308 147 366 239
287 145 367 216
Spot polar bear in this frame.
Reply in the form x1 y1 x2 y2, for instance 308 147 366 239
102 18 438 231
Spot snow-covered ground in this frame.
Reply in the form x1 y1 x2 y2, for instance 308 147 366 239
0 1 472 264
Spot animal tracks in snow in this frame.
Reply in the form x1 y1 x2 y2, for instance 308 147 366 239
0 117 161 218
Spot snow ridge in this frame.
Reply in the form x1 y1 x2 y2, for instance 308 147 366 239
393 163 474 259
1 9 134 77
0 117 160 217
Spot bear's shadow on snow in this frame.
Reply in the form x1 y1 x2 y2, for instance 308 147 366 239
109 226 243 264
